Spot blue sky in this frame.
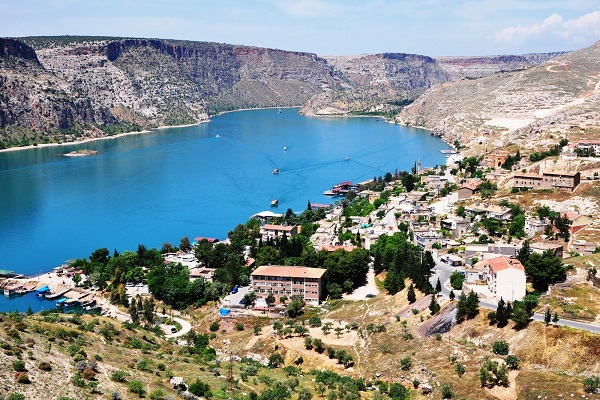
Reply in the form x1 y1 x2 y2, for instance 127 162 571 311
1 0 599 56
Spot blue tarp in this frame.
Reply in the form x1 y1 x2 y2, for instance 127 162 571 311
219 308 230 316
36 285 50 294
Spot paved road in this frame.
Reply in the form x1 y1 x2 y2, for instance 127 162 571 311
430 260 600 334
160 314 193 339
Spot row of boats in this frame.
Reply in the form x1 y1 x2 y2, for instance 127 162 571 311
56 297 101 312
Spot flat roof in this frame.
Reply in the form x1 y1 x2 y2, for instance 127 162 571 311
262 224 297 231
487 256 525 273
251 265 326 279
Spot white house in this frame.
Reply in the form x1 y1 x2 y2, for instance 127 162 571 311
485 256 526 302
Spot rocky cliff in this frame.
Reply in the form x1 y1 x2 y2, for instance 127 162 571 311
397 41 600 153
301 53 450 116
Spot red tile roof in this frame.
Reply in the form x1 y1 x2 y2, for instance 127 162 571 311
261 224 296 232
487 256 525 273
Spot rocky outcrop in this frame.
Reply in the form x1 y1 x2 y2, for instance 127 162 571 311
301 53 450 115
0 38 39 62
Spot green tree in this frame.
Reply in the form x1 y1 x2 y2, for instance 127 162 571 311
492 340 509 355
266 292 276 308
495 297 510 327
429 295 440 315
179 236 192 252
524 250 565 292
435 278 442 293
286 296 304 318
72 273 82 286
129 296 139 325
188 378 212 398
544 307 552 325
407 283 416 303
389 382 410 399
552 312 559 324
128 380 146 397
456 290 479 322
449 271 464 290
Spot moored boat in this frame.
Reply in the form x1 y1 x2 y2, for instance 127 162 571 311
271 199 279 207
272 168 279 174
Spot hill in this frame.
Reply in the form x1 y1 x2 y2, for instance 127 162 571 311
2 284 600 400
0 36 561 149
397 41 600 153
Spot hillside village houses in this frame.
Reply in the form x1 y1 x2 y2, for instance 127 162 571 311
465 256 526 301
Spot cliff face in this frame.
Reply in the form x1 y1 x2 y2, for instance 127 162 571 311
301 53 450 115
397 42 600 153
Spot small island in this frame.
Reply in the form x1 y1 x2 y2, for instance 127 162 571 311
63 149 98 157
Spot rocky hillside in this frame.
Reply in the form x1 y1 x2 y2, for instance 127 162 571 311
434 52 565 80
301 53 450 116
397 41 600 153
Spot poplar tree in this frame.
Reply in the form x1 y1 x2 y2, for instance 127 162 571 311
407 283 416 304
129 296 139 325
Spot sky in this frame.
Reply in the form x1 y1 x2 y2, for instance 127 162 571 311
0 0 599 56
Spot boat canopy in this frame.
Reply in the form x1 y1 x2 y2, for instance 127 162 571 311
36 286 50 294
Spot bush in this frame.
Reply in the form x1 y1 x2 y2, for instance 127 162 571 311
111 370 129 383
38 361 52 371
209 322 219 332
7 394 26 400
136 358 153 372
83 368 97 380
15 372 30 384
441 382 454 399
149 389 166 400
71 372 85 387
400 357 412 371
492 340 509 356
188 378 212 398
268 352 284 368
455 363 466 377
584 375 600 393
235 322 244 331
308 315 322 327
13 359 26 372
505 355 519 370
128 380 146 397
389 382 410 399
157 362 166 371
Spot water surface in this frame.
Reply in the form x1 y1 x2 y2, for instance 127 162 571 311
0 108 450 278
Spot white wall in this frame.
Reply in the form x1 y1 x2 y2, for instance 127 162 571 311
495 268 526 302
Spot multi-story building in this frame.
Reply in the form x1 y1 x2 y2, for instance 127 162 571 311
485 256 526 302
512 170 580 191
250 265 326 305
260 224 300 239
483 150 509 169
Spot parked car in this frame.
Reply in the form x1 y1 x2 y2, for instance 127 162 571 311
231 285 238 294
170 326 177 333
365 293 376 298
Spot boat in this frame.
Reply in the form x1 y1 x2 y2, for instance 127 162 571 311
271 199 279 207
345 156 349 161
216 134 221 138
80 299 96 308
283 146 287 151
57 298 80 309
272 168 279 174
84 305 101 312
323 190 337 196
278 109 282 114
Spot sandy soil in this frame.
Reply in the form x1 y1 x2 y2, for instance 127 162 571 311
344 267 380 300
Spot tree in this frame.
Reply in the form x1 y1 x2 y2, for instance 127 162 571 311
510 300 532 328
544 307 552 325
495 297 510 327
552 312 559 324
435 278 442 293
389 382 410 399
266 292 276 308
286 296 304 318
129 296 139 325
179 236 192 252
188 378 211 398
72 273 82 286
517 239 530 265
456 290 479 322
449 271 465 290
492 340 509 356
407 283 416 303
449 290 455 300
298 387 313 400
243 291 257 307
524 250 565 292
429 295 440 315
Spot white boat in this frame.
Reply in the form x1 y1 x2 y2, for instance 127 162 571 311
216 134 221 138
283 146 287 151
272 168 279 174
271 199 279 207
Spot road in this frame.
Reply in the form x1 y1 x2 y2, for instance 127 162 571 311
160 314 193 339
430 260 600 334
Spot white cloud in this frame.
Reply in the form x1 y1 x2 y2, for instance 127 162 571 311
495 10 600 45
273 0 345 18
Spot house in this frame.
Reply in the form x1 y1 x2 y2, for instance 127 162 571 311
530 242 564 258
577 139 600 155
260 224 300 239
250 265 326 305
465 203 512 221
485 256 526 302
562 212 593 234
483 150 509 169
525 217 550 235
457 180 482 200
189 267 217 282
512 170 580 191
572 240 597 255
413 229 443 249
441 217 471 238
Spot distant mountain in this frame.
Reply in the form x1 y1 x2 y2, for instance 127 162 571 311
396 41 600 153
0 35 571 149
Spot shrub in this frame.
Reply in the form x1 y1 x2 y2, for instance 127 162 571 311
83 368 97 380
38 361 52 371
157 362 166 371
129 380 146 397
136 358 153 372
268 352 284 368
71 372 85 387
149 389 166 400
492 340 509 356
400 357 412 371
188 378 211 397
505 355 520 370
441 382 454 399
455 363 466 377
15 372 30 384
308 315 322 327
235 322 244 331
583 376 600 393
12 359 26 372
209 322 219 332
111 370 129 383
7 394 26 400
389 382 410 399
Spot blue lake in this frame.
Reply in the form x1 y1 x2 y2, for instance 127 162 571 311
0 107 450 281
